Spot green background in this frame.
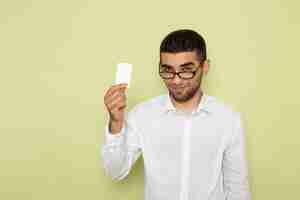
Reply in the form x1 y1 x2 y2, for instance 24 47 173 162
1 0 299 199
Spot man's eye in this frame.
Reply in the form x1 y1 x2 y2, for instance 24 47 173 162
182 68 193 72
162 68 173 72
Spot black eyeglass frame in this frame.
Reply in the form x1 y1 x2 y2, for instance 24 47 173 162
158 61 205 80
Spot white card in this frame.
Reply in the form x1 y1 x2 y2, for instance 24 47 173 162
115 63 132 88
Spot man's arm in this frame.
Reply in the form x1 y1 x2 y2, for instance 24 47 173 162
101 83 142 181
223 112 251 200
101 110 142 181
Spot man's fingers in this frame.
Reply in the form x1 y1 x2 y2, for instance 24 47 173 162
108 95 125 109
106 95 126 111
105 90 123 104
110 101 127 113
105 91 126 107
108 99 127 114
108 87 126 101
104 85 127 103
105 84 128 99
104 83 128 120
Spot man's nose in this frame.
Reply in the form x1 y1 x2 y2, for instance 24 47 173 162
172 73 182 84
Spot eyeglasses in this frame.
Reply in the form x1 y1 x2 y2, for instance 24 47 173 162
159 63 202 80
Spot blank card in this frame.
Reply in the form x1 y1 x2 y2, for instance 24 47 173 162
115 63 132 88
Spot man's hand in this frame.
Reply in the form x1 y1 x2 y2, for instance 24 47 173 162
104 83 128 134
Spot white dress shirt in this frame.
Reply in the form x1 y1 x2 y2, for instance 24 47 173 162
101 93 251 200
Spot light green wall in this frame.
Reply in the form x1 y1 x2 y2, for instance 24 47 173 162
1 0 299 199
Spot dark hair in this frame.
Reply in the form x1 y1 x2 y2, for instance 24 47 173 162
160 29 207 62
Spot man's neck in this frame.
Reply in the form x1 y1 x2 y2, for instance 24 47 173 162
170 89 203 113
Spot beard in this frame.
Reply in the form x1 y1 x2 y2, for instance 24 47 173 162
169 84 200 103
168 71 204 103
171 70 204 102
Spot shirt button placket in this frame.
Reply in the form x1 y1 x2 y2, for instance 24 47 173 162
180 115 192 200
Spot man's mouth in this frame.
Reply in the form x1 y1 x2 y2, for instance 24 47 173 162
170 84 185 89
170 86 185 92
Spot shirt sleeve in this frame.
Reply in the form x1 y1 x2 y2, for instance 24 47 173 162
223 112 251 200
100 109 142 181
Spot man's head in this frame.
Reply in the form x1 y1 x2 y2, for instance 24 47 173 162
159 29 209 103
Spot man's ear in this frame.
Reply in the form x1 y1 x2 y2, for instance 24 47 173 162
202 59 209 74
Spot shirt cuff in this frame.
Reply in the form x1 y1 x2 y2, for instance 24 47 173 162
105 122 126 144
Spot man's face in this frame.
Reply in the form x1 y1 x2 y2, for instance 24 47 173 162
159 51 208 103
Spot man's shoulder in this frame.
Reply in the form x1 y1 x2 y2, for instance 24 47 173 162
206 94 240 118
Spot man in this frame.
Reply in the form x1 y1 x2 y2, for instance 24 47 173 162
102 29 251 200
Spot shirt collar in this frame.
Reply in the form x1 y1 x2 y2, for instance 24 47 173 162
162 92 213 115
